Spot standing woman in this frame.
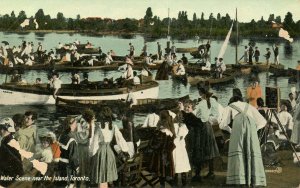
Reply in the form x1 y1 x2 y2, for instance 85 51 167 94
291 97 300 148
148 110 176 187
70 109 95 186
194 81 220 179
179 100 202 180
172 111 191 186
89 107 129 188
57 116 79 188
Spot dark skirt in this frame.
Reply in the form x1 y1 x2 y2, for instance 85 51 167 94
55 162 76 187
202 122 220 160
148 130 175 178
190 122 220 166
90 143 118 184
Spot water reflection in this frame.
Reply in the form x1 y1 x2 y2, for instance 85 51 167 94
34 32 47 38
17 31 31 35
118 34 135 39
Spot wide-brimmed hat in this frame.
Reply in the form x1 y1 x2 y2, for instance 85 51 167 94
39 129 56 143
0 117 15 133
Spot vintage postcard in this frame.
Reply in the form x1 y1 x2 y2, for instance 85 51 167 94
0 0 299 187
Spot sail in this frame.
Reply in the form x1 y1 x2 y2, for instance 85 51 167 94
218 22 234 58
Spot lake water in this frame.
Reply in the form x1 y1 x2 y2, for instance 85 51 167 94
0 32 299 130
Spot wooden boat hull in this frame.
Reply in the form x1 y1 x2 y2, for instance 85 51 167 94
232 62 274 72
176 47 198 53
185 65 213 76
112 54 158 61
78 48 99 54
187 74 235 86
0 81 159 105
56 95 189 114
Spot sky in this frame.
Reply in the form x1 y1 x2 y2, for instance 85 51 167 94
0 0 299 22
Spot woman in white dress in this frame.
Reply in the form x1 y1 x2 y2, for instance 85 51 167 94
172 111 191 186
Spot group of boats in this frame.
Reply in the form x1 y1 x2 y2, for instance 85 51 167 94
1 55 299 106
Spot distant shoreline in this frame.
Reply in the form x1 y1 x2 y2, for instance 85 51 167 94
0 29 140 35
0 29 298 41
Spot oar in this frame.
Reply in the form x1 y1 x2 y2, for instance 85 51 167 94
238 55 244 62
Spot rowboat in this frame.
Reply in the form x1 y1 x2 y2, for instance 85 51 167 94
232 62 272 72
185 65 212 75
187 73 235 86
176 47 198 53
78 47 100 54
112 54 158 61
56 95 189 114
0 81 159 105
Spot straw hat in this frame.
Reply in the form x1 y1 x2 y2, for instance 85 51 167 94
0 117 16 133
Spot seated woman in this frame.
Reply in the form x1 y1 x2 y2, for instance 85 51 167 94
174 60 186 75
34 135 54 163
80 72 90 85
202 60 211 71
71 72 80 84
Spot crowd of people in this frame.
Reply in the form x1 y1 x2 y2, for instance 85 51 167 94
0 41 54 67
241 43 280 65
1 77 300 188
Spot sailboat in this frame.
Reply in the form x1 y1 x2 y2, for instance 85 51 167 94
187 20 236 86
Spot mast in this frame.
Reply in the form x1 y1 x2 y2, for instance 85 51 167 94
167 8 170 40
235 8 238 64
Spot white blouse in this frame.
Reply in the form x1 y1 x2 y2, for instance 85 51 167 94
219 101 267 133
194 97 219 123
89 123 129 156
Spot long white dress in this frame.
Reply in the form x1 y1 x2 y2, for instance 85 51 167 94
173 123 191 173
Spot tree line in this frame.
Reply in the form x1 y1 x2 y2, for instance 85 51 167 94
0 8 299 39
